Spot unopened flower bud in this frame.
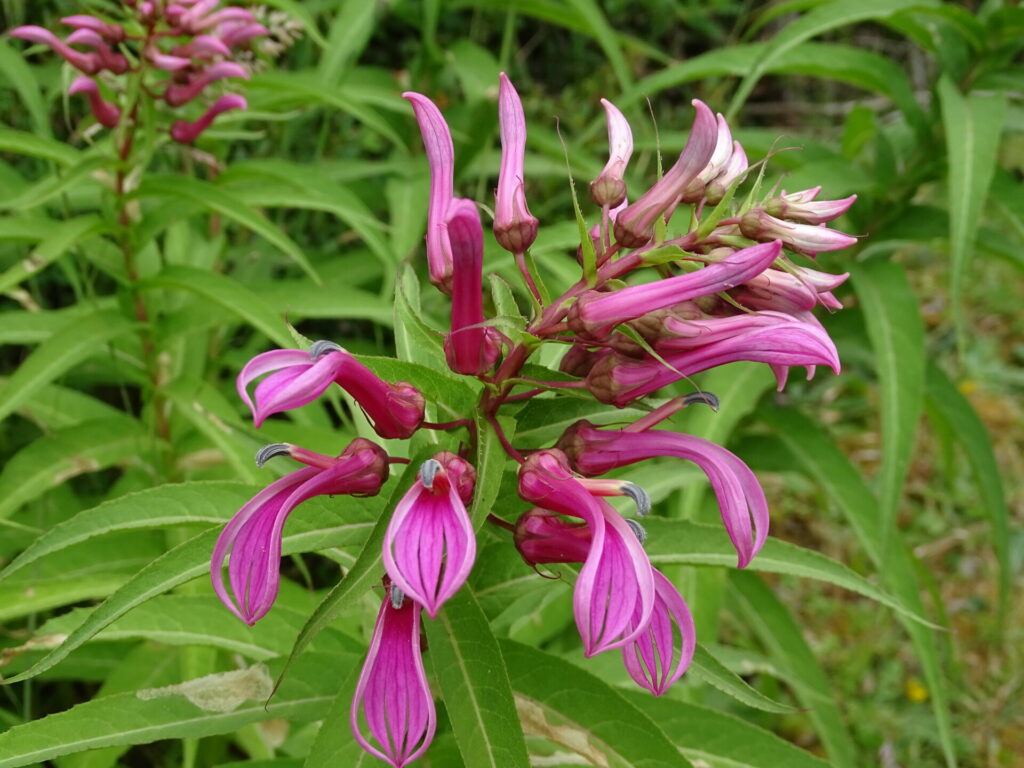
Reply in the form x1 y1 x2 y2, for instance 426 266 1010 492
494 73 539 254
590 98 632 208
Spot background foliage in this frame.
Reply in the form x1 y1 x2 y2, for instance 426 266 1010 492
0 0 1021 766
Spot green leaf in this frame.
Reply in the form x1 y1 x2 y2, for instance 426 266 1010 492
0 127 77 165
319 0 376 79
937 77 1006 344
425 590 530 768
0 418 150 521
0 156 105 211
0 654 355 768
0 215 106 294
469 416 511 529
0 310 136 423
730 572 857 768
0 43 50 136
924 361 1010 619
141 264 292 348
500 640 693 768
0 575 130 623
5 379 124 429
690 643 795 714
727 0 938 119
354 354 478 417
564 0 633 91
133 175 320 283
851 260 924 558
625 692 830 768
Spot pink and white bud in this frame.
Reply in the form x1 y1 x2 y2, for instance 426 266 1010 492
443 199 502 376
740 208 857 256
704 140 748 205
734 265 849 313
494 73 539 254
591 98 633 208
170 93 246 143
613 100 718 248
68 77 121 128
403 91 456 293
766 189 857 224
679 112 733 203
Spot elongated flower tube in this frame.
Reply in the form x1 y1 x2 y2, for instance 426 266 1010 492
65 28 129 73
766 187 857 224
740 208 857 256
10 26 101 74
383 453 477 618
559 423 769 568
514 508 592 566
218 22 268 48
60 15 125 43
494 73 539 254
170 93 246 142
68 77 121 128
351 585 436 768
164 61 249 107
238 343 425 438
622 569 696 696
443 199 501 375
613 100 718 248
404 91 456 293
591 98 633 208
212 438 389 624
733 265 849 313
569 240 782 338
519 451 655 655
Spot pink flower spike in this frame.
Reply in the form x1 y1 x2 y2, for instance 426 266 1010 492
165 61 249 107
443 199 501 375
382 454 477 618
351 586 437 768
591 98 633 208
68 77 121 128
570 240 782 338
211 439 389 625
614 99 718 248
403 91 456 293
10 26 100 74
560 424 769 568
767 190 858 224
622 569 696 696
60 15 125 43
494 73 539 254
170 93 247 143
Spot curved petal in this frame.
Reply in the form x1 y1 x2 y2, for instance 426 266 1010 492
622 569 695 695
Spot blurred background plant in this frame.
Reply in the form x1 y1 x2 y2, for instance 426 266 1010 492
0 1 1020 767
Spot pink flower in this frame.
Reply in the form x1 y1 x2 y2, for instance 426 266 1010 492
403 91 456 293
705 140 748 205
443 199 501 375
60 15 125 43
518 451 655 656
569 240 782 338
494 73 539 254
237 342 425 439
382 453 477 618
211 438 388 625
65 29 129 73
680 112 734 203
740 208 857 256
559 423 769 568
591 98 633 208
164 61 249 107
622 569 696 696
733 265 849 313
351 584 436 768
170 93 247 142
218 23 268 48
68 77 121 128
613 99 718 248
10 26 101 74
766 187 857 224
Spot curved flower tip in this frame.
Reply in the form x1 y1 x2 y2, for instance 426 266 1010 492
591 98 633 208
494 72 538 254
382 453 477 618
236 344 339 426
68 76 121 128
622 569 695 696
351 588 436 768
403 91 456 293
211 440 388 625
9 25 101 74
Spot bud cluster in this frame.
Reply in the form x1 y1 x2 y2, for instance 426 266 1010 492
9 0 270 143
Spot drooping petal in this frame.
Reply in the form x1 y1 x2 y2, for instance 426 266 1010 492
170 93 247 143
622 569 696 696
68 76 121 128
351 591 436 768
236 347 343 427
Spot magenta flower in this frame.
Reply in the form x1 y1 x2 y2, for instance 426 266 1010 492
734 265 849 313
443 199 501 375
10 26 102 74
218 23 269 48
613 99 718 248
164 61 249 107
404 91 456 293
170 93 246 142
171 34 232 60
570 240 782 338
560 424 769 568
591 98 633 208
494 73 539 254
60 15 125 43
211 438 388 625
740 208 857 256
766 187 857 224
351 585 436 768
622 569 696 696
382 453 477 618
68 77 121 128
519 451 655 655
237 342 425 439
514 508 592 566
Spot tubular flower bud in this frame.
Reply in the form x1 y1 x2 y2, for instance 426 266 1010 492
403 91 456 293
351 586 437 768
765 188 857 224
494 73 539 254
60 15 125 43
704 140 748 205
559 422 769 568
443 199 502 375
65 29 129 73
591 98 633 208
164 61 249 107
740 208 857 256
613 100 718 248
383 454 477 618
173 34 233 59
569 240 782 338
170 93 247 142
219 23 269 48
10 26 101 74
679 112 733 203
732 265 849 313
211 438 389 625
68 77 121 128
514 508 592 565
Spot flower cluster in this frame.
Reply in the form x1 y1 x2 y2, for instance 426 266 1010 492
211 75 856 767
9 0 264 142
